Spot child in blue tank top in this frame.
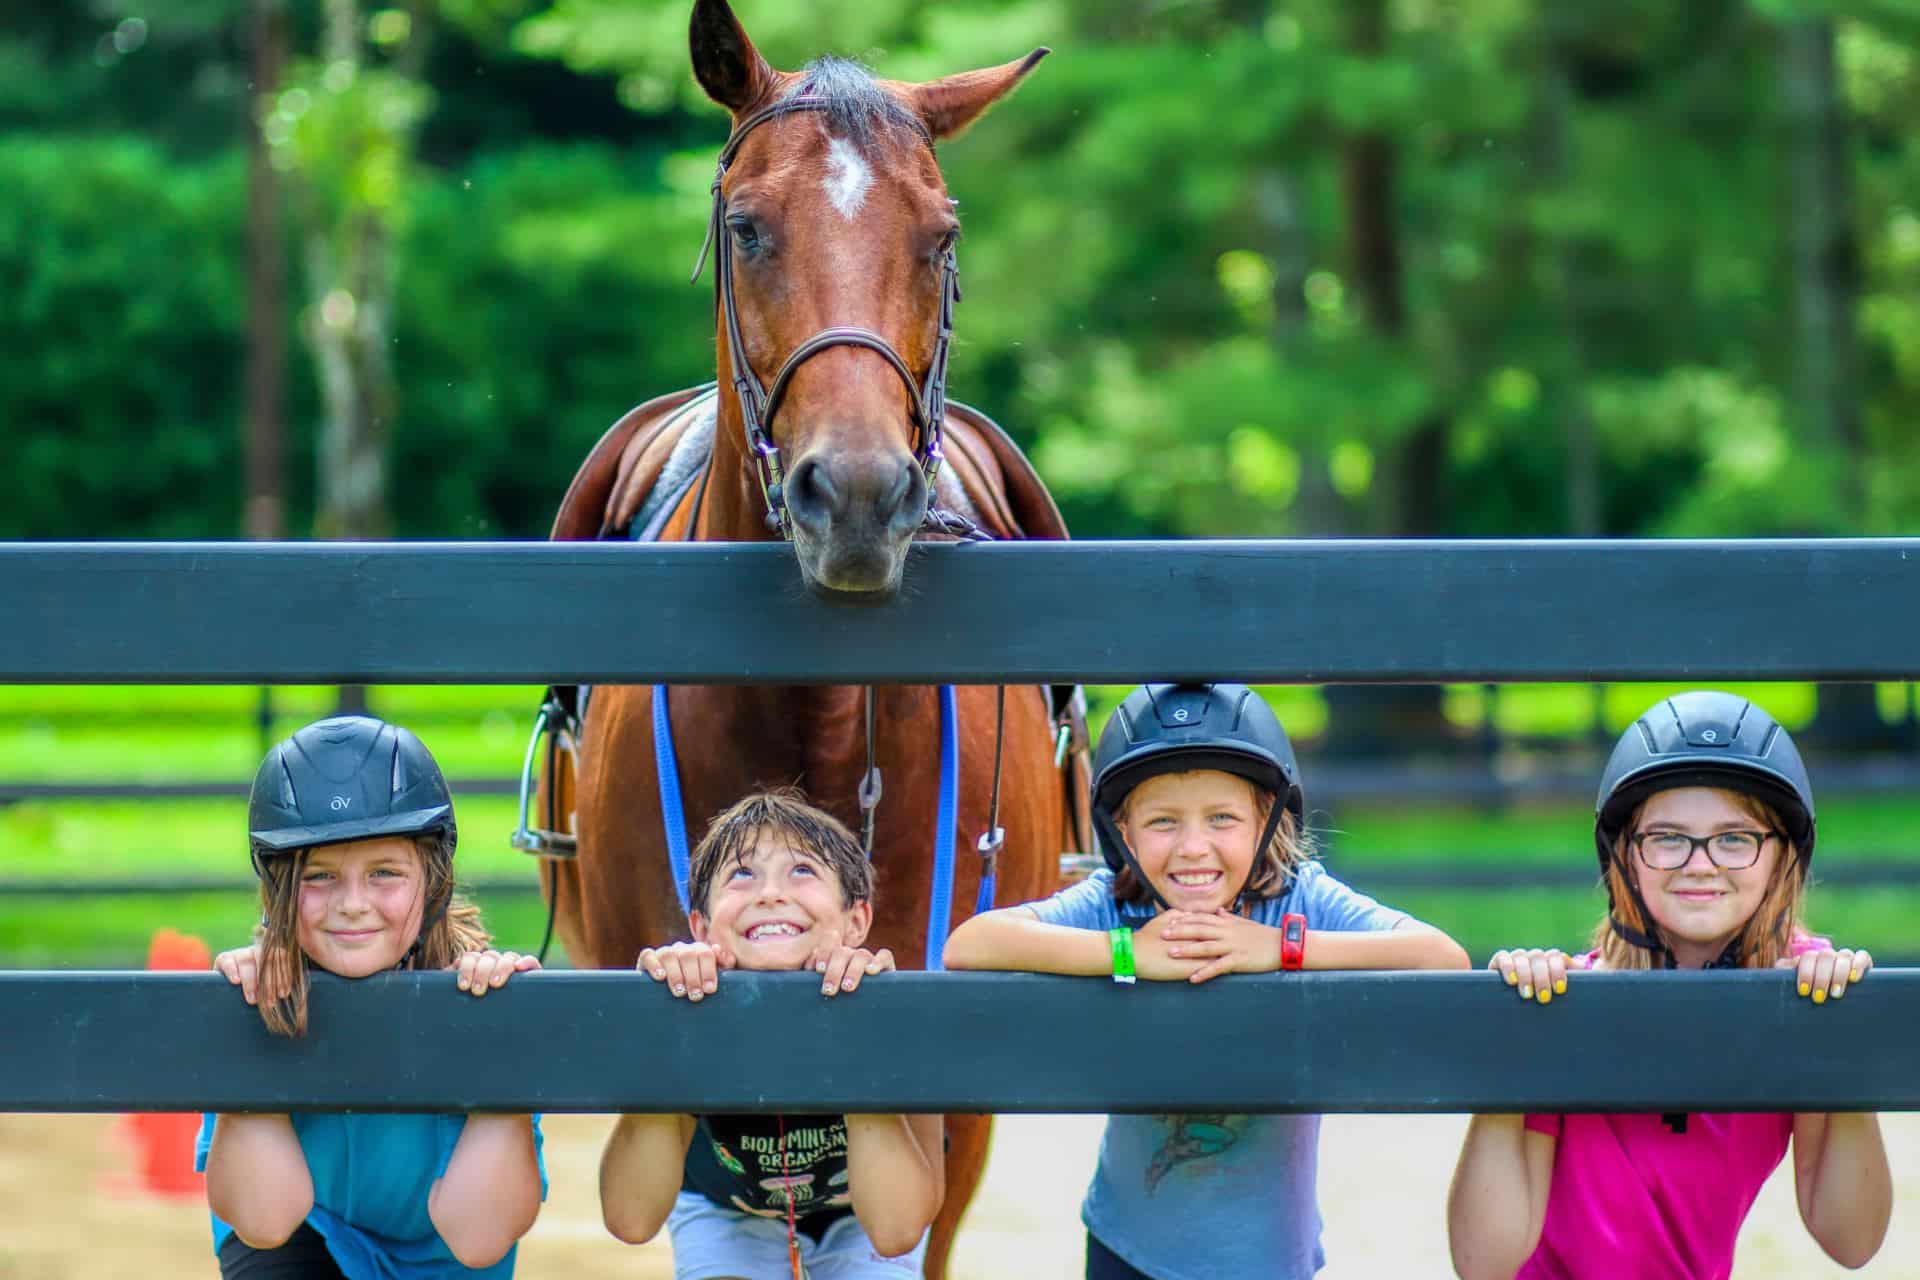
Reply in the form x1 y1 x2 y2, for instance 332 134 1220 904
194 715 547 1278
944 683 1470 1280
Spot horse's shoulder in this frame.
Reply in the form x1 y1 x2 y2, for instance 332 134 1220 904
550 384 712 541
942 402 1070 541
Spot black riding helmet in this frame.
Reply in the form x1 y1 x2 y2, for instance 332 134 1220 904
1092 683 1304 911
248 715 455 877
1594 690 1815 964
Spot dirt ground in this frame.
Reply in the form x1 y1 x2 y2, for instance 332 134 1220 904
5 1111 1918 1277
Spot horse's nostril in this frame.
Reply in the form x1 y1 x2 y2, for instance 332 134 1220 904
880 458 926 533
789 456 844 528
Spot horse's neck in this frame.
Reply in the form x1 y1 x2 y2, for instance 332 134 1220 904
698 380 774 541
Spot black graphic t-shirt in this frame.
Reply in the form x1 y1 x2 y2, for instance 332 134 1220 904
682 1113 854 1230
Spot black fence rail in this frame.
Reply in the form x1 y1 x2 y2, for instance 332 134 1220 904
10 539 1920 684
2 970 1913 1114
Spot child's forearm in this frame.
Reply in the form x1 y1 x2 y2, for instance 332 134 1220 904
942 908 1112 975
1447 1115 1551 1280
429 1115 542 1267
1794 1112 1891 1268
204 1114 315 1249
1307 920 1470 971
599 1113 698 1244
845 1113 944 1257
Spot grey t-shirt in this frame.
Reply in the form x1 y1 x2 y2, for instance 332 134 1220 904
1026 864 1408 1280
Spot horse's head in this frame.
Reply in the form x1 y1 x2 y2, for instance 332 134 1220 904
691 0 1045 599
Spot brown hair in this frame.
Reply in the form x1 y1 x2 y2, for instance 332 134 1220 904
687 788 874 918
254 829 489 1038
1110 776 1316 907
1592 790 1809 971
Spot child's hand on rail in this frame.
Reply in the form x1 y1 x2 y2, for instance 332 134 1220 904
1779 947 1870 1004
638 941 733 1002
453 949 540 997
1489 948 1572 1005
214 943 290 1007
811 936 894 997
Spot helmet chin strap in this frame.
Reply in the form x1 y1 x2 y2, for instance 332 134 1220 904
399 890 453 970
1239 804 1288 912
1609 864 1749 970
1611 861 1679 969
1094 809 1173 913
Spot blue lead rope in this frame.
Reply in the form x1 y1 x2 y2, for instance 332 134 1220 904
924 684 960 972
650 683 966 963
652 685 694 919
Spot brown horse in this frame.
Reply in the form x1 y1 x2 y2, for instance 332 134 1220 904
534 3 1082 1274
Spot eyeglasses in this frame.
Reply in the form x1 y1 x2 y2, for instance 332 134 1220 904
1631 828 1777 871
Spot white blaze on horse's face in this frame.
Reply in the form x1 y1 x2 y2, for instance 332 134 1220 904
692 832 873 971
822 135 872 220
1117 770 1265 913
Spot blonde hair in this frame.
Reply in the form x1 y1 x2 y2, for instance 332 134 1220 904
1593 790 1808 971
1110 777 1316 907
253 830 489 1037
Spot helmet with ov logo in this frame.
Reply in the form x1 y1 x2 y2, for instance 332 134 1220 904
247 715 454 875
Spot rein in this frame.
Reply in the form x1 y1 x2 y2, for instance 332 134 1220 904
691 97 973 540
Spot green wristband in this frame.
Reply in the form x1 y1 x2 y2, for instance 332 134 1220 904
1110 927 1137 985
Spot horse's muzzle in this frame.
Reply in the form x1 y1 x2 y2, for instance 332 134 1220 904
787 449 927 596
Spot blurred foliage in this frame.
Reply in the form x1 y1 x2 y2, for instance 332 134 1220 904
2 0 1919 541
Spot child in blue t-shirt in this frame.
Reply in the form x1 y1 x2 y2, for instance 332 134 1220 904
944 683 1469 1280
196 715 547 1278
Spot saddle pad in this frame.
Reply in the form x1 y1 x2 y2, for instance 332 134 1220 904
627 393 718 542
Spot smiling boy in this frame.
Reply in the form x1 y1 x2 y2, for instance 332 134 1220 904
598 789 945 1279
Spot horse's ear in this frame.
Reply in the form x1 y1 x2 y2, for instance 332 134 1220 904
690 0 774 114
903 48 1050 142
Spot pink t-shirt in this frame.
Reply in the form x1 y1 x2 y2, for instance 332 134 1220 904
1515 935 1828 1280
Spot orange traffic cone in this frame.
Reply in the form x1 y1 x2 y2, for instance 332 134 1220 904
108 929 214 1198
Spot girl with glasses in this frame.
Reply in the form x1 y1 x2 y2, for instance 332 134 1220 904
1445 690 1891 1279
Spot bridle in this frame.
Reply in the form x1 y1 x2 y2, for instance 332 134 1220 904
690 97 964 540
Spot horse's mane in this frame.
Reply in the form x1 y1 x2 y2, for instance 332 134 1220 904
781 56 922 148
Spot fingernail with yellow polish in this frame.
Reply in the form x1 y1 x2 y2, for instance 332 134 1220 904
1799 983 1811 997
1536 987 1551 1005
1554 979 1567 995
1812 988 1826 1004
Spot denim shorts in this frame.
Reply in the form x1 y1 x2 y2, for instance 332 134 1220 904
667 1190 929 1280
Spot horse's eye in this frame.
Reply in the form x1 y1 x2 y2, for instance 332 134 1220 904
728 216 762 254
935 228 960 257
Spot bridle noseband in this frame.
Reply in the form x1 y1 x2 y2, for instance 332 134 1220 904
691 98 963 539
